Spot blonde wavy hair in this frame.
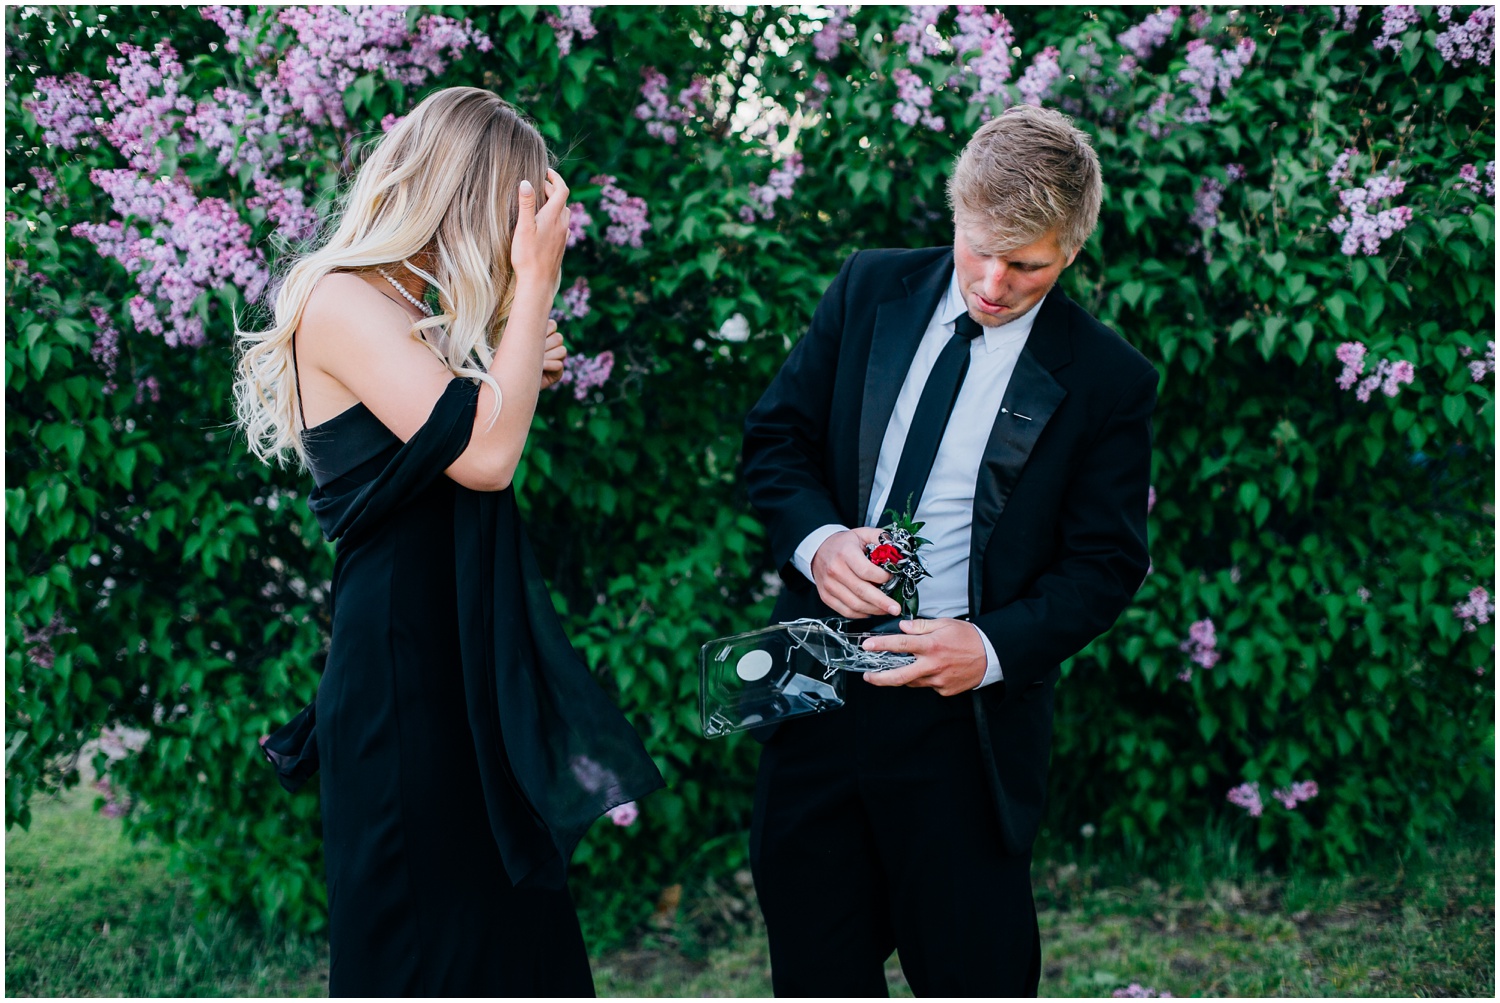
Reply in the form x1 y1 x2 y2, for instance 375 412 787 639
235 86 550 464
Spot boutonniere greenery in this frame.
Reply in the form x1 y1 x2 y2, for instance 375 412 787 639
866 504 932 619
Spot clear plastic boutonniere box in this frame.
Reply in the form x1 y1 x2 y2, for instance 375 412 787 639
699 618 916 738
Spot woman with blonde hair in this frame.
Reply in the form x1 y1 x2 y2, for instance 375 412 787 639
238 86 662 996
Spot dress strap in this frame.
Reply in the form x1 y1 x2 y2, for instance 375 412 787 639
290 329 309 431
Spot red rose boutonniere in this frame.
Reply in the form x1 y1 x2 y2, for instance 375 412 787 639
866 504 932 619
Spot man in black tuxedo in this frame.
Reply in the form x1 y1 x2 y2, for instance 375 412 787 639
741 106 1157 996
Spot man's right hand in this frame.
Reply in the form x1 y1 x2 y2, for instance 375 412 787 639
811 527 902 619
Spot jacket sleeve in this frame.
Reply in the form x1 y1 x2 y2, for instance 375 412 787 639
973 363 1158 703
742 251 860 589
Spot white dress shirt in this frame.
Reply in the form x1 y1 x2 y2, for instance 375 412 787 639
792 269 1047 689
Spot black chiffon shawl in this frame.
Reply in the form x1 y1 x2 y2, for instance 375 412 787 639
262 378 664 890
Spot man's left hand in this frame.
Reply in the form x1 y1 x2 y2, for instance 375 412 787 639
861 618 987 696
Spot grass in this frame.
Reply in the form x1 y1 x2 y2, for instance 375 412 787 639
5 790 327 997
7 791 1494 997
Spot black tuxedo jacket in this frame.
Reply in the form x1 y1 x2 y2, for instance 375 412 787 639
741 246 1157 855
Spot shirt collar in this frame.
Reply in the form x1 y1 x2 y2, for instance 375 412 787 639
940 267 1047 355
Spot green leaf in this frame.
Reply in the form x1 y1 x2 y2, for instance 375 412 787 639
344 74 376 117
1442 394 1469 427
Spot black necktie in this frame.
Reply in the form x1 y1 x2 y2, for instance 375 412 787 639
880 313 984 523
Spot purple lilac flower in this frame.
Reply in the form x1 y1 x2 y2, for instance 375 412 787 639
183 87 280 180
1326 167 1412 256
89 306 121 394
1017 46 1063 106
1226 781 1264 817
265 6 490 131
1334 341 1367 390
28 166 63 207
1373 5 1421 52
1113 985 1175 999
567 203 592 248
546 5 598 56
635 67 706 145
24 72 101 150
74 170 267 347
201 5 255 54
606 800 639 827
1137 92 1172 139
1357 586 1372 603
246 177 319 241
806 70 833 112
895 5 949 64
591 175 650 247
96 42 194 174
559 276 591 320
94 778 132 819
742 153 805 222
1116 6 1180 61
1344 356 1415 402
952 6 1016 110
814 5 858 61
1435 5 1495 65
1178 617 1220 681
1326 147 1356 185
1468 340 1495 382
1455 161 1495 196
1225 162 1247 181
1188 7 1215 32
1333 5 1360 32
1177 37 1257 123
22 612 76 670
1271 779 1320 810
1147 485 1157 514
892 68 945 131
135 375 162 404
1190 177 1225 232
554 350 615 400
1454 586 1495 631
380 113 404 133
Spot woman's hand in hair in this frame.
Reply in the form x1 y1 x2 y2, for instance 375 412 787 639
511 168 570 296
540 321 567 391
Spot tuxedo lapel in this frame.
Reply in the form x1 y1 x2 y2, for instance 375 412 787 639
857 254 953 524
968 292 1073 610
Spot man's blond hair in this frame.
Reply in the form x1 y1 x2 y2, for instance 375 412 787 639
947 105 1103 256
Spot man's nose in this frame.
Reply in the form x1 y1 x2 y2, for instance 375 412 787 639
982 259 1010 293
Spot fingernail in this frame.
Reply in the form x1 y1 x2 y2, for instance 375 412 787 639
519 179 534 195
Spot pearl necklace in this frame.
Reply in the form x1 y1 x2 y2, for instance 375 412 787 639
376 265 434 317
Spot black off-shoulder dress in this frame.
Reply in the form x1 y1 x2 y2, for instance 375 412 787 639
264 377 662 997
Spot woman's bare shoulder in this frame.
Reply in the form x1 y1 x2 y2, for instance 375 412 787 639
299 271 408 350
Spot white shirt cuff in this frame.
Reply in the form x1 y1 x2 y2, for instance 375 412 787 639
792 524 850 583
971 622 1003 689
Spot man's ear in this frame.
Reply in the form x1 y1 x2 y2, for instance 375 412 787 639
1063 247 1079 269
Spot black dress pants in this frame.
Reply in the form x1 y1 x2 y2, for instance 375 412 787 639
750 676 1041 997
